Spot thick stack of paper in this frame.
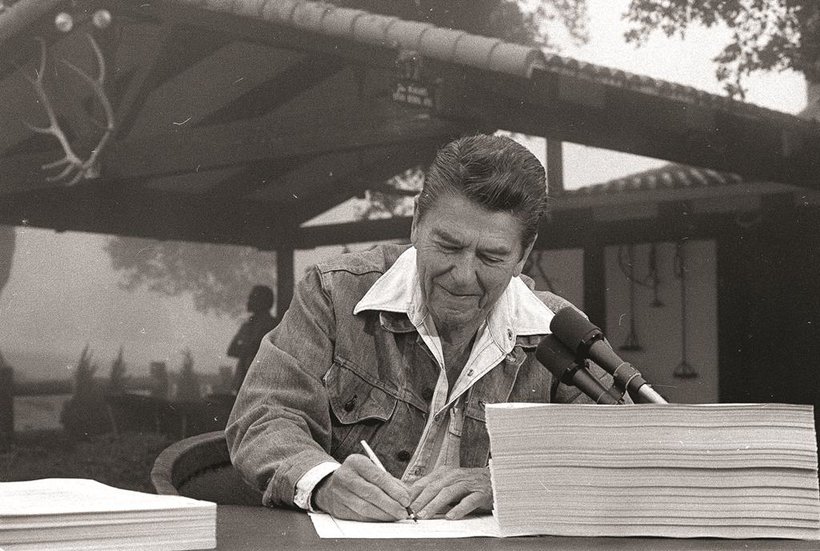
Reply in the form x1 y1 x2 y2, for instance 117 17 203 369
0 478 216 550
486 403 820 539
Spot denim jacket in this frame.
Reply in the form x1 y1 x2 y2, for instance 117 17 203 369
226 244 612 507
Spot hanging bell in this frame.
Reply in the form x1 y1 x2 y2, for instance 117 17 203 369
673 360 698 379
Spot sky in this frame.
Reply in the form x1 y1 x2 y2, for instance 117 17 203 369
0 0 807 380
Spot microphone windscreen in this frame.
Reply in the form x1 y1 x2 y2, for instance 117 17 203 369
550 307 601 353
535 335 577 383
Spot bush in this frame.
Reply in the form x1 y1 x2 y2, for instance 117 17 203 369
60 345 111 440
175 349 201 402
0 430 174 493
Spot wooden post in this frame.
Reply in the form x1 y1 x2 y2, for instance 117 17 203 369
583 242 607 333
0 366 13 450
546 139 564 194
276 247 295 316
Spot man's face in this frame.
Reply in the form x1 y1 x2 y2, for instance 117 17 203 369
411 193 532 340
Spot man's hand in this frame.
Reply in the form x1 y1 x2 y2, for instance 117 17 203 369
312 454 412 521
408 467 493 520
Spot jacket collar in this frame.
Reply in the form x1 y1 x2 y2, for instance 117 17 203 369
353 247 554 347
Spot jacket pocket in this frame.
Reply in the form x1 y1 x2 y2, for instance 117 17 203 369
325 357 398 458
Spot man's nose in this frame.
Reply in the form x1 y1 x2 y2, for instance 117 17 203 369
449 251 480 287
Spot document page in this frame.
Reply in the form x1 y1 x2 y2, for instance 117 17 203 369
308 512 502 538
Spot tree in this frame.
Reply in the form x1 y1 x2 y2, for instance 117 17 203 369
624 0 820 98
104 238 276 317
330 0 589 47
106 346 128 395
60 344 110 439
175 348 201 402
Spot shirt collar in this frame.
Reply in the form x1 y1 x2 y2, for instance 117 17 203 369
353 246 554 343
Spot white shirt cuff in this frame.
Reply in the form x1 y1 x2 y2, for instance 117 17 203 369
293 461 341 511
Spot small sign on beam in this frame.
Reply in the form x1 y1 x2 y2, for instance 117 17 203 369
392 80 435 109
392 50 437 110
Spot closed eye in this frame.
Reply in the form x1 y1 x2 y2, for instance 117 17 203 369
480 254 504 265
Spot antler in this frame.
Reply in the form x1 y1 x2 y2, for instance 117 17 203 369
25 34 115 186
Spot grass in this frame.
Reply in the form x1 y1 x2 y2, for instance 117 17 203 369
0 429 174 493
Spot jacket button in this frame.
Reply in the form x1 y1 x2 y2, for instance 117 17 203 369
343 395 357 412
396 450 412 462
421 387 434 401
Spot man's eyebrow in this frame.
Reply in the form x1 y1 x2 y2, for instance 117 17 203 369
432 228 462 244
434 228 512 256
480 244 513 256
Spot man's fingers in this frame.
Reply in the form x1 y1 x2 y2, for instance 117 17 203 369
331 454 410 519
409 467 493 519
332 496 397 522
415 482 462 518
346 479 410 520
445 492 486 520
409 478 447 513
349 454 411 506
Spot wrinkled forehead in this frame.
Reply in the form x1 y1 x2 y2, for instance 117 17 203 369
418 194 525 252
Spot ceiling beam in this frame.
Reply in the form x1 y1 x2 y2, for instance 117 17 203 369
112 103 462 179
0 103 460 196
0 185 293 247
295 217 413 249
124 39 303 138
199 53 348 126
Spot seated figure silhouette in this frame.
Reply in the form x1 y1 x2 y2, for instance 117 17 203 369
228 285 278 393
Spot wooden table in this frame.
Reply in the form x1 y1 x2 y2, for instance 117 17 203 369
215 506 819 551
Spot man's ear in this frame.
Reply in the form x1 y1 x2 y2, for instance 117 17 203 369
514 235 537 277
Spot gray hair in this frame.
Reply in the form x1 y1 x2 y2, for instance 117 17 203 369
417 134 548 251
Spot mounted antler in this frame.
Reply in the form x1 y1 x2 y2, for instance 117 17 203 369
25 34 115 186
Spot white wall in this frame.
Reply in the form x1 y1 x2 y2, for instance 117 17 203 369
528 241 718 404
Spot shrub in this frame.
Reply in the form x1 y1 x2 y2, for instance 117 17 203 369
175 349 201 402
60 345 111 440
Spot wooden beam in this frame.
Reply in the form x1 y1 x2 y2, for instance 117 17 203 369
295 217 412 249
0 185 294 247
260 138 447 223
125 40 303 138
436 66 820 190
200 53 347 126
0 103 460 194
108 104 462 179
112 23 176 138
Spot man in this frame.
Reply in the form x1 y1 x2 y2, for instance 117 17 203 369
226 134 619 522
227 285 279 393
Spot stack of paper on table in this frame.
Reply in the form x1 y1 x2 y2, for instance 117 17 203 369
0 478 216 550
486 403 820 539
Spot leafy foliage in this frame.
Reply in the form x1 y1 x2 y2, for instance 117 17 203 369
175 348 201 402
106 346 128 395
60 345 111 440
624 0 820 97
149 361 170 400
330 0 588 47
104 237 276 317
1 430 173 493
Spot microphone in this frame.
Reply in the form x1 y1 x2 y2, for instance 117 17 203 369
536 335 623 405
550 308 668 404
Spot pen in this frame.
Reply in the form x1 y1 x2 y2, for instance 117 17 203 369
360 440 418 523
